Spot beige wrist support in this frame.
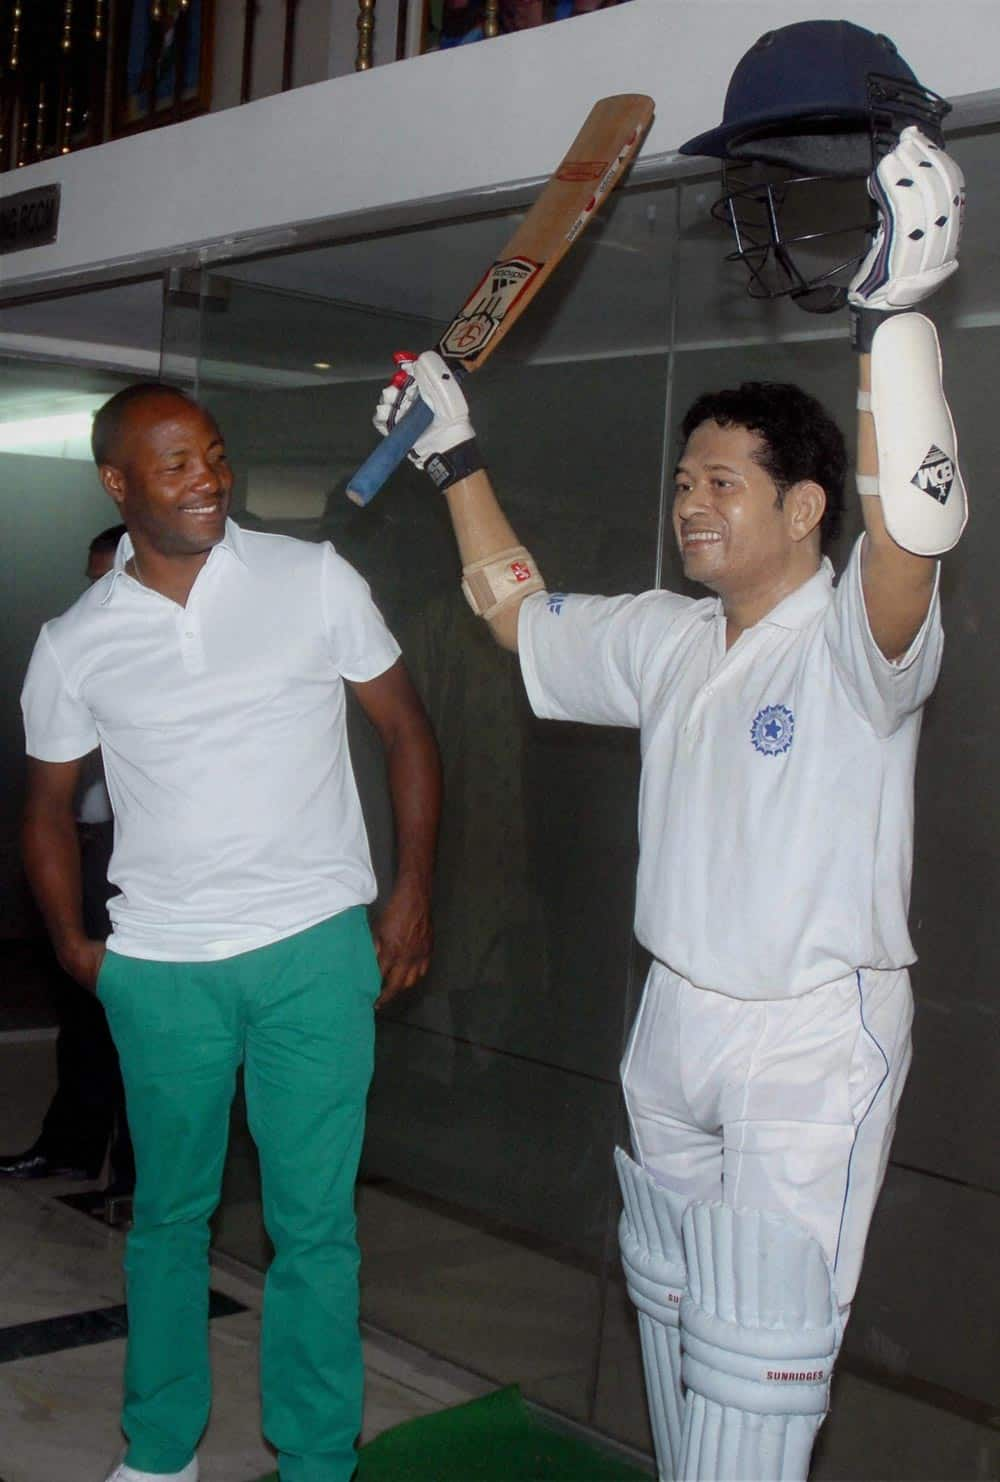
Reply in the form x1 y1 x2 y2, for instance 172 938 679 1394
461 546 545 620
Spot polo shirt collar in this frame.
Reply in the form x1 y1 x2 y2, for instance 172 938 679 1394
101 518 247 606
703 557 834 632
760 557 834 630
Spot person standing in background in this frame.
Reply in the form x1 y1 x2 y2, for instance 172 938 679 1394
1 524 134 1196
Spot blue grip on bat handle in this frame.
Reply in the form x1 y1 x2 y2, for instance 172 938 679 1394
346 396 435 507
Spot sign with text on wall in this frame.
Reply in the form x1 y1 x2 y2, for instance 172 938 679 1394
0 185 61 255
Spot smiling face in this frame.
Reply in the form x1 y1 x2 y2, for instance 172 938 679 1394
99 393 233 559
673 418 823 611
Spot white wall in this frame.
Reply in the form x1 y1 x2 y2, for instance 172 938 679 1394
2 0 1000 297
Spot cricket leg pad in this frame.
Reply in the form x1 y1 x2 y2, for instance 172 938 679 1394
615 1147 687 1480
867 312 967 555
677 1201 841 1482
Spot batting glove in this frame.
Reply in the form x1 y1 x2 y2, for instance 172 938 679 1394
373 350 478 484
849 126 965 350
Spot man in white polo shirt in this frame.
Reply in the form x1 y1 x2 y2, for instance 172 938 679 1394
20 383 442 1482
370 131 965 1479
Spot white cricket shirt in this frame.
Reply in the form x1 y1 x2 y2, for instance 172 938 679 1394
519 538 942 999
21 521 401 962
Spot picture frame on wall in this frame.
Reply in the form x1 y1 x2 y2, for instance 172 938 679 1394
112 0 214 136
412 0 628 55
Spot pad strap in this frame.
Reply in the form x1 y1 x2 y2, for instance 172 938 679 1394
680 1201 839 1419
461 546 545 620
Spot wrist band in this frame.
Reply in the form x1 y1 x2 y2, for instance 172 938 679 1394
424 437 485 492
851 305 896 355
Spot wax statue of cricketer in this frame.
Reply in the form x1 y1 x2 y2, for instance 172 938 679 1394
370 23 966 1481
20 383 442 1482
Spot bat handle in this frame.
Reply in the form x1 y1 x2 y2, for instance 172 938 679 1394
346 395 435 507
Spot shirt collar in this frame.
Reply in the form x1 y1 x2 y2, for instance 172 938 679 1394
704 557 834 632
100 518 247 606
761 557 834 629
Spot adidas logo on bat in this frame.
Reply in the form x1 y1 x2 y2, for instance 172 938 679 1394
488 259 536 295
440 256 541 361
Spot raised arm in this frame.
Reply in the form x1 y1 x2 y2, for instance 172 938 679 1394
348 657 442 1006
373 354 545 652
848 127 967 660
23 754 106 992
854 349 939 660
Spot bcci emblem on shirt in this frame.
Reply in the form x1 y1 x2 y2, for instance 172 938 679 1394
751 703 795 756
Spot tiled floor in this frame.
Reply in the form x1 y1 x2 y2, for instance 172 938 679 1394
0 1035 490 1482
0 1178 493 1482
2 1022 997 1481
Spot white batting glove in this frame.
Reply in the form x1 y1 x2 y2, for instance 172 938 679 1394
849 126 965 327
373 350 476 471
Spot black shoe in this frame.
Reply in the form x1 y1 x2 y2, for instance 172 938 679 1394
0 1148 94 1180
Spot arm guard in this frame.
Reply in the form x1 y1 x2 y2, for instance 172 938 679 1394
461 546 545 620
858 313 967 556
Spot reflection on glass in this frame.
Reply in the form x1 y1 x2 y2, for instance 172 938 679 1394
0 356 140 949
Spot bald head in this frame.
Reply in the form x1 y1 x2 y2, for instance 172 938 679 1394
93 385 232 565
91 382 203 469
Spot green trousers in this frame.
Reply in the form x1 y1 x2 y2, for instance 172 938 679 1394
98 908 380 1482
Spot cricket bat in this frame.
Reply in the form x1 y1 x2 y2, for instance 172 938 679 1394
346 93 655 506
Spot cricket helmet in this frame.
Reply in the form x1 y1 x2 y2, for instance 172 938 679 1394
679 21 951 312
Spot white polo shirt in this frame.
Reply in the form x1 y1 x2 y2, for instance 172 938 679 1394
518 537 942 999
21 521 401 962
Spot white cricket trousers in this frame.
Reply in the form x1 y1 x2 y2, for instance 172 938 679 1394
621 961 913 1308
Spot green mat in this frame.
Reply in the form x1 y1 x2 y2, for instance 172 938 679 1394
257 1384 650 1480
